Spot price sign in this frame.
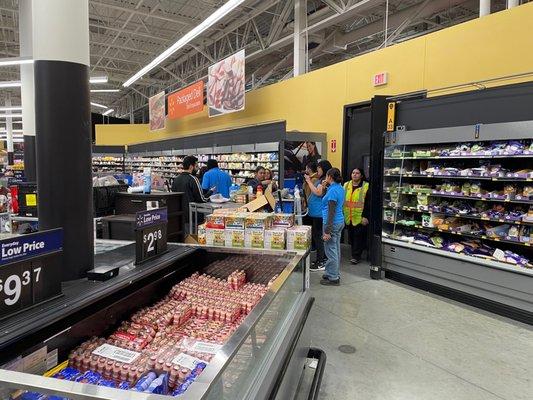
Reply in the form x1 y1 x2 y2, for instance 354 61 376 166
0 229 62 320
135 208 168 264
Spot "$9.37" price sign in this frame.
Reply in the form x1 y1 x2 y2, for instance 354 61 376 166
0 229 63 319
135 208 168 264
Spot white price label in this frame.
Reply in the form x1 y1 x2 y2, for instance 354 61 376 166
190 341 222 355
143 229 163 253
92 344 140 364
172 353 205 370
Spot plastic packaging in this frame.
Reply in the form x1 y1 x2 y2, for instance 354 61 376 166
143 167 152 194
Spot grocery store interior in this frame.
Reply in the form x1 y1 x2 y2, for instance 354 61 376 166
0 0 532 399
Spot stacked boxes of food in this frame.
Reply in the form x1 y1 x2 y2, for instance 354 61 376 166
199 211 308 251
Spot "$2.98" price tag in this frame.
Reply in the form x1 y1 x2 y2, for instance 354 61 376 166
135 208 168 264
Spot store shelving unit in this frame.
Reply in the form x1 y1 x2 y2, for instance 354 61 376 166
125 122 326 189
124 152 279 183
92 145 126 175
381 121 533 322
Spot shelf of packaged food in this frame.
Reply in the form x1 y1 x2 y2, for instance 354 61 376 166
383 189 533 205
383 220 532 248
384 153 533 160
382 237 533 277
125 158 277 163
207 159 279 163
384 173 533 182
219 168 278 172
383 206 533 226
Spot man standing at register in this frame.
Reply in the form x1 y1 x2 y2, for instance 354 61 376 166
202 159 232 198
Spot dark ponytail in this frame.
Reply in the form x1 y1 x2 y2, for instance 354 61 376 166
327 167 343 183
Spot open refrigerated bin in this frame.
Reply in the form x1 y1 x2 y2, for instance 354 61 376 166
0 243 316 400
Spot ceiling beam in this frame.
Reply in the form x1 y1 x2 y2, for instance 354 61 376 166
318 0 470 55
90 0 195 26
321 0 345 14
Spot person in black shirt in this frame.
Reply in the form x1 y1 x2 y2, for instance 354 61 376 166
171 155 210 233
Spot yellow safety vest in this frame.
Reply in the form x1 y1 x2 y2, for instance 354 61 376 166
343 181 369 226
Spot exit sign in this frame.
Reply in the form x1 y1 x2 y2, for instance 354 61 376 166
373 72 388 86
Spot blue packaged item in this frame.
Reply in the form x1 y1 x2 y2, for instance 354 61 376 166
19 392 47 400
144 373 168 395
96 379 116 388
74 371 101 384
132 371 157 391
53 366 80 380
195 362 207 371
118 381 130 390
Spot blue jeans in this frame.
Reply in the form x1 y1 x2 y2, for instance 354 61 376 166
323 222 344 281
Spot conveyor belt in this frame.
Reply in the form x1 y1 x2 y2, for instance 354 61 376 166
0 243 196 356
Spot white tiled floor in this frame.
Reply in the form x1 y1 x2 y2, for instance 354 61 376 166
302 245 533 400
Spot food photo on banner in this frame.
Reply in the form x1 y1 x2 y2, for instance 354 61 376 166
149 91 166 131
207 49 245 117
168 80 205 120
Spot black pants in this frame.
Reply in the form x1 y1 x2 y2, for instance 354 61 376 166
347 223 367 260
311 217 326 262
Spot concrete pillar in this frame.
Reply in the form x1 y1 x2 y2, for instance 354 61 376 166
32 0 93 281
294 0 307 77
19 0 36 181
507 0 519 8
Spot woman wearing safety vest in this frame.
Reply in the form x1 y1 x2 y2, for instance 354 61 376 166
343 167 370 265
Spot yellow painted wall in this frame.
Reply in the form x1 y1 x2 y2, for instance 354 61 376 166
96 4 533 169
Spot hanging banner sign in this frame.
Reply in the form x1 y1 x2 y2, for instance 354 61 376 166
168 81 205 120
208 49 245 117
149 91 166 131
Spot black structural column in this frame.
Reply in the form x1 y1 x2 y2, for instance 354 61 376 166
33 0 94 280
19 0 36 181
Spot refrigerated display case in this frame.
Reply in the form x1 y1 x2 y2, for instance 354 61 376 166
381 121 533 322
0 244 314 399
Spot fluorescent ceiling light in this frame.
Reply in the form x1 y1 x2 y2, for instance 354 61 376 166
123 0 245 87
0 57 33 67
0 106 22 111
91 102 108 109
102 109 114 116
0 81 22 88
0 114 23 119
91 89 120 93
90 76 108 84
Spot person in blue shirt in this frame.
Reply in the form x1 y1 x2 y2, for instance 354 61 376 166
202 159 232 198
320 167 345 286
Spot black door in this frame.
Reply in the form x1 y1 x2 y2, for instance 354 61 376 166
343 103 372 181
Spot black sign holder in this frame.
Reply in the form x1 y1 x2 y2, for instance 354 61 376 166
135 207 168 265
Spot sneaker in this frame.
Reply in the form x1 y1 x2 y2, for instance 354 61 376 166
320 278 340 286
310 262 325 272
350 258 360 265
